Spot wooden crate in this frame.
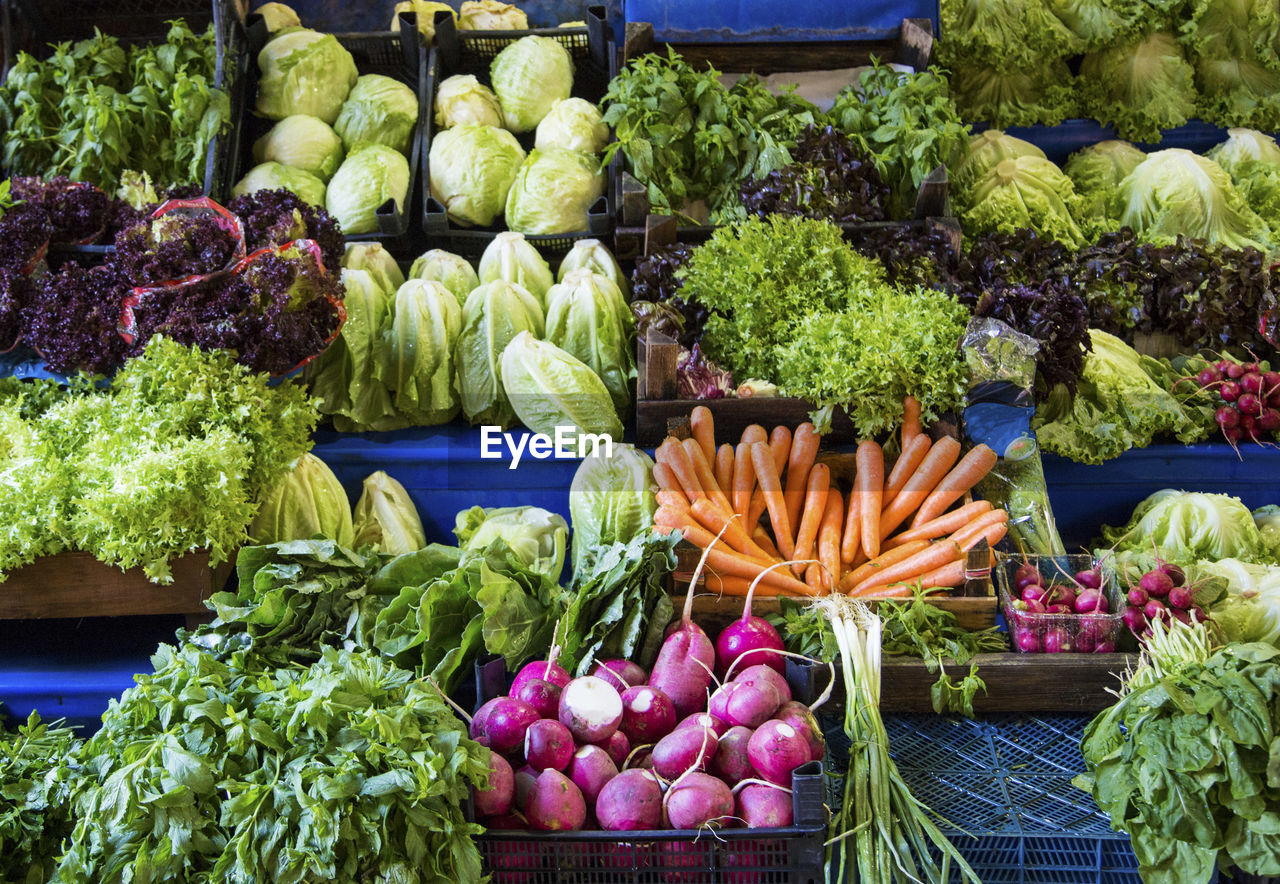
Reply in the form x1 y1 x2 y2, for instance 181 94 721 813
0 551 231 626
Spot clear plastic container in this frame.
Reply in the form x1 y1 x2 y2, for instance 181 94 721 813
996 554 1124 654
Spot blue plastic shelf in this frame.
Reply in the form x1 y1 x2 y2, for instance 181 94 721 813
972 119 1247 166
624 0 938 42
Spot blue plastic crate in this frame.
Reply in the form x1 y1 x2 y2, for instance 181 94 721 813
971 119 1248 166
624 0 939 42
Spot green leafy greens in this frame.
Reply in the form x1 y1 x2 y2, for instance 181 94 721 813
0 712 82 884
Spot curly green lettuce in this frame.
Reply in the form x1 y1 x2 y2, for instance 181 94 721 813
940 0 1081 66
949 57 1078 129
1047 0 1166 50
957 155 1088 247
1179 0 1280 69
1195 56 1280 131
1078 31 1197 142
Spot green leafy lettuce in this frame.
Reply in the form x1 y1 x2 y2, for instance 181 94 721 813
957 155 1088 248
1064 140 1147 233
1099 489 1273 564
1078 31 1197 142
948 57 1078 129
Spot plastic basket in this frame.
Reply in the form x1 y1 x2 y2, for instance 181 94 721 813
227 15 427 251
421 5 616 260
995 555 1125 655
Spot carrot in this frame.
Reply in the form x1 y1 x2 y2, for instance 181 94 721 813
690 498 774 562
909 444 998 528
690 406 716 468
682 438 733 513
882 434 931 507
715 443 734 494
817 491 844 594
901 395 922 451
655 489 690 510
653 461 684 497
839 539 931 591
700 544 816 595
753 526 781 559
948 509 1009 552
784 422 819 531
849 584 915 599
804 563 823 593
841 488 861 566
697 573 766 596
657 438 706 503
741 424 768 448
885 500 993 548
653 506 737 557
915 558 967 589
768 425 792 476
750 441 795 559
732 442 756 518
791 463 830 578
850 541 961 596
748 489 767 533
878 436 962 541
854 441 884 562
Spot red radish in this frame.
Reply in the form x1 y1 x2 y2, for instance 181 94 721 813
747 721 809 785
1167 585 1194 610
652 724 719 779
1046 604 1072 614
715 574 786 676
776 701 826 762
734 664 792 705
1262 369 1280 391
1225 362 1245 379
1074 569 1102 590
1013 598 1046 615
514 764 538 813
1046 585 1076 610
1144 599 1168 621
1217 407 1240 429
1140 570 1173 598
1156 562 1185 586
473 750 514 817
511 659 571 697
619 685 677 744
1021 584 1046 604
1123 606 1146 634
596 769 664 830
736 782 794 827
1224 426 1244 443
483 698 540 755
1221 381 1241 401
1015 573 1043 592
1239 393 1263 416
592 659 647 690
710 679 780 730
1014 562 1039 583
481 811 529 830
1043 627 1072 653
650 533 723 718
1128 587 1149 607
1198 366 1223 385
1241 372 1264 394
663 772 734 829
526 769 586 831
675 712 730 738
558 676 623 743
524 719 575 772
1192 606 1208 623
1259 409 1280 431
470 698 502 746
594 730 630 767
713 726 755 785
513 677 562 719
567 744 618 805
1171 607 1191 625
1073 589 1104 614
1014 628 1041 652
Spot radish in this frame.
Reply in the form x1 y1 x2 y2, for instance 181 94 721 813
513 677 562 719
649 538 720 718
1171 607 1191 625
482 697 540 755
1167 585 1194 610
663 772 734 829
1074 569 1102 590
558 676 623 743
652 723 719 779
1046 604 1072 614
1045 585 1076 610
747 721 809 785
566 744 618 805
736 781 793 827
1123 606 1146 634
481 811 529 829
733 664 792 705
619 685 677 744
776 701 826 763
1094 639 1117 653
709 679 780 729
713 726 755 785
1157 562 1185 586
1015 573 1042 592
526 769 586 831
596 769 664 830
513 764 538 814
1239 393 1263 416
1073 588 1104 613
714 576 786 676
592 659 647 690
1225 362 1245 380
1021 584 1046 603
1141 571 1173 599
1128 586 1148 607
1014 562 1039 583
470 698 501 746
1221 380 1241 402
524 719 574 773
473 750 514 817
1042 627 1072 653
1259 409 1280 432
1013 627 1041 652
675 712 729 738
1241 372 1264 394
594 729 630 767
1217 406 1240 429
510 659 571 697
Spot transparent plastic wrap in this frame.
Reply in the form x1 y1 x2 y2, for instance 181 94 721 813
962 317 1067 557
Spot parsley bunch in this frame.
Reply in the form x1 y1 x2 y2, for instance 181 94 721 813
0 712 83 884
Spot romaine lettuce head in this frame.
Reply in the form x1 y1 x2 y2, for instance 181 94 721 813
256 29 358 124
428 124 526 227
1207 127 1280 173
455 280 545 427
535 97 609 154
383 279 462 424
232 161 326 206
557 238 630 299
949 57 1077 129
1064 140 1146 229
1100 489 1269 563
953 129 1046 196
505 147 605 235
1116 148 1272 250
478 231 554 308
353 470 427 555
1078 31 1196 142
248 452 354 547
389 1 456 41
253 114 345 181
545 269 636 411
325 145 410 235
342 242 405 294
959 156 1087 247
254 4 302 36
499 331 625 440
1195 56 1280 131
409 249 479 302
304 267 397 429
569 444 657 574
435 75 504 129
490 36 574 133
459 0 529 30
334 74 419 156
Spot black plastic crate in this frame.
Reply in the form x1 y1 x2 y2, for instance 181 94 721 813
226 14 427 251
421 5 616 259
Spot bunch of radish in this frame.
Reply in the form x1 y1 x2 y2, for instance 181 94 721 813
1189 359 1280 446
1121 561 1208 638
1006 560 1118 653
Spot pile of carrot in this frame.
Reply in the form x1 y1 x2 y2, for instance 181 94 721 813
652 398 1008 598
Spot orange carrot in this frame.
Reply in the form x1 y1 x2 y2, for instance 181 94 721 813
878 436 962 541
841 487 861 566
741 424 768 448
715 443 734 494
849 584 915 599
915 558 967 589
753 526 781 559
691 405 716 468
948 509 1009 552
768 425 792 476
751 441 795 559
884 500 993 548
654 505 736 556
653 461 684 496
683 438 733 513
882 434 931 507
854 441 884 562
698 573 766 596
655 489 689 510
690 498 774 562
840 539 931 591
700 545 816 595
733 442 756 519
658 438 706 503
818 491 844 594
791 463 830 578
909 444 998 528
784 422 819 531
901 395 922 451
748 490 767 533
850 541 961 595
804 563 823 593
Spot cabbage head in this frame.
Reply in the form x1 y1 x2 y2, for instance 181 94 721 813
435 75 504 129
505 148 604 235
326 145 410 235
232 161 326 206
253 114 344 181
253 3 301 34
478 232 554 308
455 280 545 427
1064 140 1146 230
958 156 1087 247
557 238 630 299
953 129 1046 196
1200 558 1280 647
1078 31 1196 142
384 279 462 425
1115 148 1272 250
409 249 479 302
1100 489 1270 563
342 242 405 294
454 504 568 581
428 124 526 227
535 98 609 154
353 470 427 555
256 29 358 124
390 1 456 41
490 36 574 133
545 269 635 411
334 74 419 156
499 331 625 440
459 0 529 30
248 452 354 546
569 444 657 574
1180 0 1280 68
939 0 1080 67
